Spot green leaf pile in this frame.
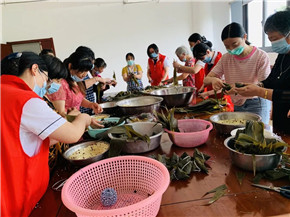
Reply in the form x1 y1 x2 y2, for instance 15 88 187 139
175 98 225 114
232 120 289 155
151 149 210 181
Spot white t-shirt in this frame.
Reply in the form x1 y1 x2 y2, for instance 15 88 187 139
20 98 66 157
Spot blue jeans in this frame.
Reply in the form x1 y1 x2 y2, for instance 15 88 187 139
234 97 272 125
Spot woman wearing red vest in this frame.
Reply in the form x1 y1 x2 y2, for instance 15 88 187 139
192 43 233 112
172 33 210 92
147 43 170 86
0 52 92 217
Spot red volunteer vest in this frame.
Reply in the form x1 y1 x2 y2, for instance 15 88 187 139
1 75 50 217
194 59 205 91
148 54 169 86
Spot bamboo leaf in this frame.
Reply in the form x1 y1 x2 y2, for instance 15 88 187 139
108 139 126 157
252 173 264 184
173 68 178 86
113 71 116 80
252 155 256 177
236 171 245 186
207 188 227 205
202 184 227 197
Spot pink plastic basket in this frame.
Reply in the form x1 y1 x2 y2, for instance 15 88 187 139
164 119 213 148
61 156 170 217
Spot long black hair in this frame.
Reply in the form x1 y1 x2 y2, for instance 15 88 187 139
221 22 251 45
41 54 68 80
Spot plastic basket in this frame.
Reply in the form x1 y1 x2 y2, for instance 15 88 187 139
61 155 170 217
165 119 213 148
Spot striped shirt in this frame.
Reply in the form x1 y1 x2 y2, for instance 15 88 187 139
211 47 271 106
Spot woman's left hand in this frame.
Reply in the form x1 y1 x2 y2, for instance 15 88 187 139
90 118 104 129
235 84 263 97
91 103 103 114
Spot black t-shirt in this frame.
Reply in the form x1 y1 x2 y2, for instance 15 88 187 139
262 54 290 134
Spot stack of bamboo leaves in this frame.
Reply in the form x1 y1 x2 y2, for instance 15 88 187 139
233 120 288 155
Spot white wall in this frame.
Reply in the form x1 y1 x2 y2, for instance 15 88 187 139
2 1 231 93
191 1 231 54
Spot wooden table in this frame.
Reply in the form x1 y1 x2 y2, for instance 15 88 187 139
30 120 290 217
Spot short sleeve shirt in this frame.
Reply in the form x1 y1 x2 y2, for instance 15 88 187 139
20 98 66 157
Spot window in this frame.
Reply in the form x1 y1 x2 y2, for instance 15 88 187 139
231 0 289 51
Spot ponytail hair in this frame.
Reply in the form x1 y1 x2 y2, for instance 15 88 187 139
41 54 68 80
221 22 251 45
188 33 213 47
193 43 212 60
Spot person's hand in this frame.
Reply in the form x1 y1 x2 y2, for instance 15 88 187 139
197 84 205 93
287 110 290 118
198 91 209 99
162 79 172 84
235 84 263 97
67 107 81 116
173 60 180 69
223 84 237 95
211 77 225 91
74 113 91 128
148 77 153 84
91 102 103 114
90 118 104 129
110 80 117 86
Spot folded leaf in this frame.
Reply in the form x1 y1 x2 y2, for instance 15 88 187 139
202 184 227 197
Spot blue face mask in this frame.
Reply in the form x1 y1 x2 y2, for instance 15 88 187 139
190 46 194 52
33 76 47 98
182 58 187 62
227 45 245 56
47 82 61 94
151 52 158 58
271 33 290 54
71 74 83 82
127 60 134 66
202 55 212 63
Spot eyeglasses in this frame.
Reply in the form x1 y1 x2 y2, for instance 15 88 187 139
39 69 51 83
7 52 22 60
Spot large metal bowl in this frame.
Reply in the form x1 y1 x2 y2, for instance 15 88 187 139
63 141 110 166
224 136 285 172
108 122 163 154
210 112 262 135
99 101 118 115
149 86 195 107
116 96 163 115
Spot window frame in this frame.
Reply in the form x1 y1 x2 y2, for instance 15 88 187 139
231 0 289 52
